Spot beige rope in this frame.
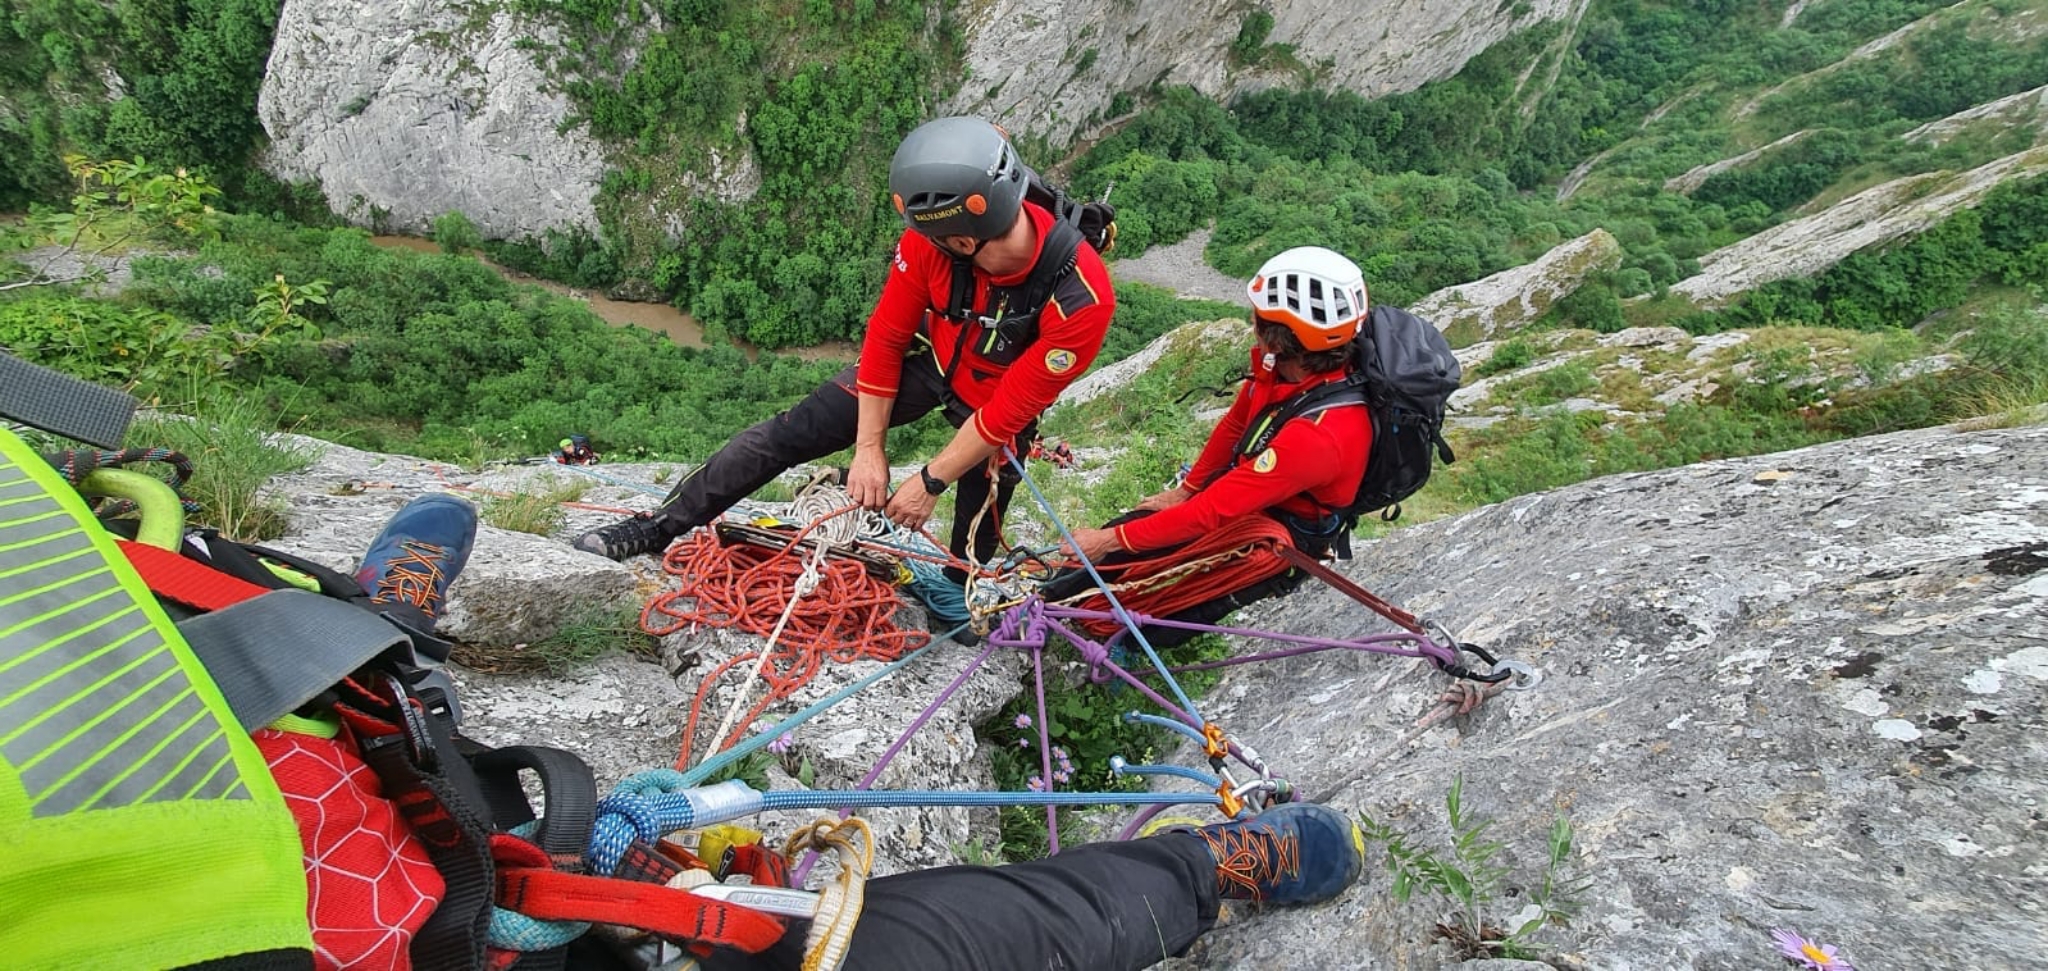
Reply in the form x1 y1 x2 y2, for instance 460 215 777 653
784 817 876 971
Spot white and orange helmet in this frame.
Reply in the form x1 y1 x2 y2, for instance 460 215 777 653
1245 246 1369 352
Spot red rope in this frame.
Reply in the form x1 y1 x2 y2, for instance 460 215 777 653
646 530 929 768
1064 516 1295 637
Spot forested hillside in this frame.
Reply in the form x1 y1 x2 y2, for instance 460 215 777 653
2 0 2044 496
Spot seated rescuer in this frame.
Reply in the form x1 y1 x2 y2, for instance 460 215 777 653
574 116 1116 582
1052 246 1375 648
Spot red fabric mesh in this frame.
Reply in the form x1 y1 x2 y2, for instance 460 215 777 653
257 727 446 970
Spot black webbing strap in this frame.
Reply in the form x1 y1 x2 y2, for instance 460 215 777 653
470 745 597 971
348 678 497 971
471 745 598 866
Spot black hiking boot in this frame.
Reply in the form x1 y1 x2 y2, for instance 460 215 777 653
573 512 681 561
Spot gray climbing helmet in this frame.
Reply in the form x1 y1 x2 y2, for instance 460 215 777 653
889 116 1027 241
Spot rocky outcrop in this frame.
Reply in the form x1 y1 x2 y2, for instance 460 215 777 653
259 436 645 649
258 0 612 239
1412 229 1622 344
1670 146 2048 307
1664 130 1814 195
1058 317 1242 408
951 0 1589 146
1154 421 2048 969
247 397 2045 966
1905 83 2048 146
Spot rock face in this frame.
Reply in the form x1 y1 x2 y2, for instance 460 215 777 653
1671 145 2048 307
257 0 611 239
1411 229 1621 344
1147 422 2048 969
258 436 643 651
243 405 2045 966
947 0 1591 144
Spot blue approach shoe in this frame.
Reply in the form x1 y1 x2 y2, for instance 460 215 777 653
355 493 478 623
1186 802 1365 906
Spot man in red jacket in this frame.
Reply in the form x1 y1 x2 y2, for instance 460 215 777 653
1054 246 1374 647
575 117 1115 582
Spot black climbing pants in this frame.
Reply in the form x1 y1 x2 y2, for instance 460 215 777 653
655 355 1030 578
722 833 1220 971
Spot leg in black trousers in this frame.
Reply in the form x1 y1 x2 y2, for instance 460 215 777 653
728 833 1220 971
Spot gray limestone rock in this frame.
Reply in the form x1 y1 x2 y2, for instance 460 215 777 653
1671 146 2048 307
258 0 610 239
1412 230 1622 344
453 653 686 788
260 438 642 649
1151 422 2047 969
948 0 1590 145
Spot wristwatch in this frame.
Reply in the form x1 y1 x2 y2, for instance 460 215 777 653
918 465 948 495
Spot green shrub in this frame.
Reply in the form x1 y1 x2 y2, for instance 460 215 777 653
125 394 322 541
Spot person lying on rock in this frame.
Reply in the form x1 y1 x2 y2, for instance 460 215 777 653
1048 246 1376 648
707 801 1364 971
574 116 1116 613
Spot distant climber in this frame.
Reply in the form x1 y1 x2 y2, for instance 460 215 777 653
555 433 600 465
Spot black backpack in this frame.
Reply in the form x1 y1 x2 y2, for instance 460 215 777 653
1232 306 1462 555
933 167 1116 369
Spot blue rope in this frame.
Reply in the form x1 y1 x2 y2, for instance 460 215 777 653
907 559 971 626
678 642 938 788
876 523 972 626
1122 710 1211 746
1108 757 1222 789
1003 451 1203 720
557 460 672 496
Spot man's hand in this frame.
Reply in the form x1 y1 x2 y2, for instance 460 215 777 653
847 446 891 509
1135 484 1193 512
1059 526 1121 563
884 473 942 528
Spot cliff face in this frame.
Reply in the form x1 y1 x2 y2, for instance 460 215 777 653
256 415 2048 969
253 0 1587 239
1156 421 2048 969
945 0 1591 143
257 0 610 238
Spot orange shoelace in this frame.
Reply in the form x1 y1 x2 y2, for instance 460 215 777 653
370 540 450 612
1196 822 1300 902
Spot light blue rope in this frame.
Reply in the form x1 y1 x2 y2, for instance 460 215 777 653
557 460 672 496
1004 451 1203 720
1109 757 1223 789
1122 710 1211 746
678 641 937 788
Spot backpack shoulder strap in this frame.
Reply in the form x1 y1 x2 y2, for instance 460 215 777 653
1011 216 1083 321
939 214 1084 325
1233 374 1368 459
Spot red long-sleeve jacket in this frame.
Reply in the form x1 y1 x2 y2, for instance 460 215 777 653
1116 347 1373 552
854 202 1115 447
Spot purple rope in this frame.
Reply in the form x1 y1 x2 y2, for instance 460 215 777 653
1032 644 1059 853
791 641 999 883
1162 639 1437 674
1041 604 1459 667
1116 802 1174 842
1010 613 1271 779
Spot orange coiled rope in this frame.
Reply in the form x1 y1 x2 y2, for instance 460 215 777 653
646 529 930 768
1058 515 1295 637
